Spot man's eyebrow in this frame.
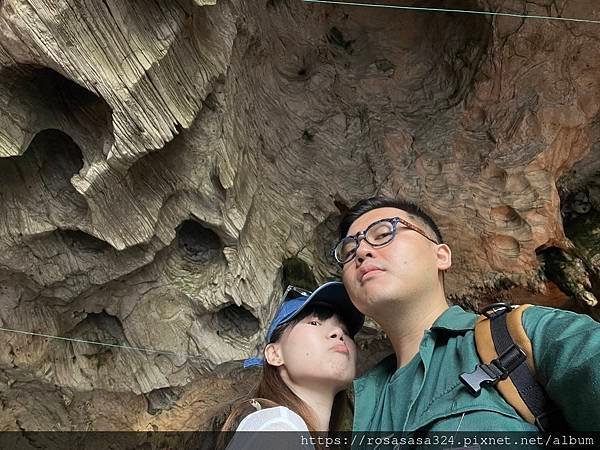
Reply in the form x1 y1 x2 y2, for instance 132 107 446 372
407 214 436 238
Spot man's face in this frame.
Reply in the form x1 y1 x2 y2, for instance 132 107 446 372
340 207 450 315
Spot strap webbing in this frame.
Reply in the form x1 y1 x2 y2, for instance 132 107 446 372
490 312 551 427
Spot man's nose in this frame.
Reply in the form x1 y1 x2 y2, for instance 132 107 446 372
355 237 374 264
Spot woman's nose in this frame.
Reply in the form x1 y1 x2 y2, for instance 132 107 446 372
329 327 345 340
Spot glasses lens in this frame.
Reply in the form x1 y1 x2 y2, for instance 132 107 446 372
335 237 357 263
365 220 395 246
282 285 311 302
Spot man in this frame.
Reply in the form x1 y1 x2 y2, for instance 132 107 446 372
333 196 600 431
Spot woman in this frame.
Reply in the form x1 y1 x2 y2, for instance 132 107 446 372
219 281 364 449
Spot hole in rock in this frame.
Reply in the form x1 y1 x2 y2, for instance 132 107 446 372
5 65 114 160
562 188 595 222
0 129 88 217
145 387 182 415
31 67 101 108
213 304 259 339
67 311 126 357
34 130 84 191
302 129 315 142
266 0 284 8
58 229 112 253
1 129 84 190
333 200 349 215
327 26 354 52
176 220 224 263
281 257 317 292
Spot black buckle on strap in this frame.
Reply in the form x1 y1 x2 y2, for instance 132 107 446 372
460 344 527 396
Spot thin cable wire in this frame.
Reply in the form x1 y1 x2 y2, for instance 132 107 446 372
0 326 203 360
303 0 600 25
2 3 596 359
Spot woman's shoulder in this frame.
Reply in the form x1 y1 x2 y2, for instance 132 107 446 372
236 405 309 432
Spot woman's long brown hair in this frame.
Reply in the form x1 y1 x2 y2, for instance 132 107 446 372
217 306 354 450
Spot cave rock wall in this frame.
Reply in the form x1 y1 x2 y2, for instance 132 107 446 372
0 0 599 431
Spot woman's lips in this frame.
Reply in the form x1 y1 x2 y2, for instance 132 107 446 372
331 344 349 354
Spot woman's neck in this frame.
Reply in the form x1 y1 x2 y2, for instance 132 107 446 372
282 375 336 431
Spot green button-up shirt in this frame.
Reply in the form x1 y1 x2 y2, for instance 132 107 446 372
353 305 600 432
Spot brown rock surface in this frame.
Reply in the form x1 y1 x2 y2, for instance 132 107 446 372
0 0 598 431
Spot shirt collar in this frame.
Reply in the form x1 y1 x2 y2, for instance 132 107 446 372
429 305 478 332
356 305 477 383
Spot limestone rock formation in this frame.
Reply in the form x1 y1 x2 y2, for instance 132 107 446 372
0 0 598 431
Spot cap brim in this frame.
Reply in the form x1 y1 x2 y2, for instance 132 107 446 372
291 281 364 338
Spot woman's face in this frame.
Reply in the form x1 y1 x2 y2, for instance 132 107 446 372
267 312 357 392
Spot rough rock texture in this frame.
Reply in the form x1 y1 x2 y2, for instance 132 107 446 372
0 0 599 431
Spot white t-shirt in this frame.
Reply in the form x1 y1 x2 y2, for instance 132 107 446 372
226 406 314 449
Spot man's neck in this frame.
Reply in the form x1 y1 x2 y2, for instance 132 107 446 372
376 297 449 369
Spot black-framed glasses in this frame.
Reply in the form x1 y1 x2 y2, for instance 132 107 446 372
331 217 439 265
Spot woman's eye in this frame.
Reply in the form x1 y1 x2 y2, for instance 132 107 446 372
309 320 320 326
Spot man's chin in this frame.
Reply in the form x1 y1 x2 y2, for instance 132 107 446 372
347 281 398 312
361 287 411 311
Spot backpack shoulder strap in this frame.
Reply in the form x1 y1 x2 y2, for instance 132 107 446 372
504 304 535 373
473 304 537 424
464 303 565 430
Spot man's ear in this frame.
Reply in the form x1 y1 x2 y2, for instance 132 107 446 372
436 243 452 271
264 343 284 367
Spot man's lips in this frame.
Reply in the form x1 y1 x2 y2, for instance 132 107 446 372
358 265 384 282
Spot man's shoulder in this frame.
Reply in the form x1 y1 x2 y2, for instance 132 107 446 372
521 304 599 336
522 304 592 318
430 305 478 332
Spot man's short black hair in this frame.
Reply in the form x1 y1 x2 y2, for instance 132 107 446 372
338 196 444 243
